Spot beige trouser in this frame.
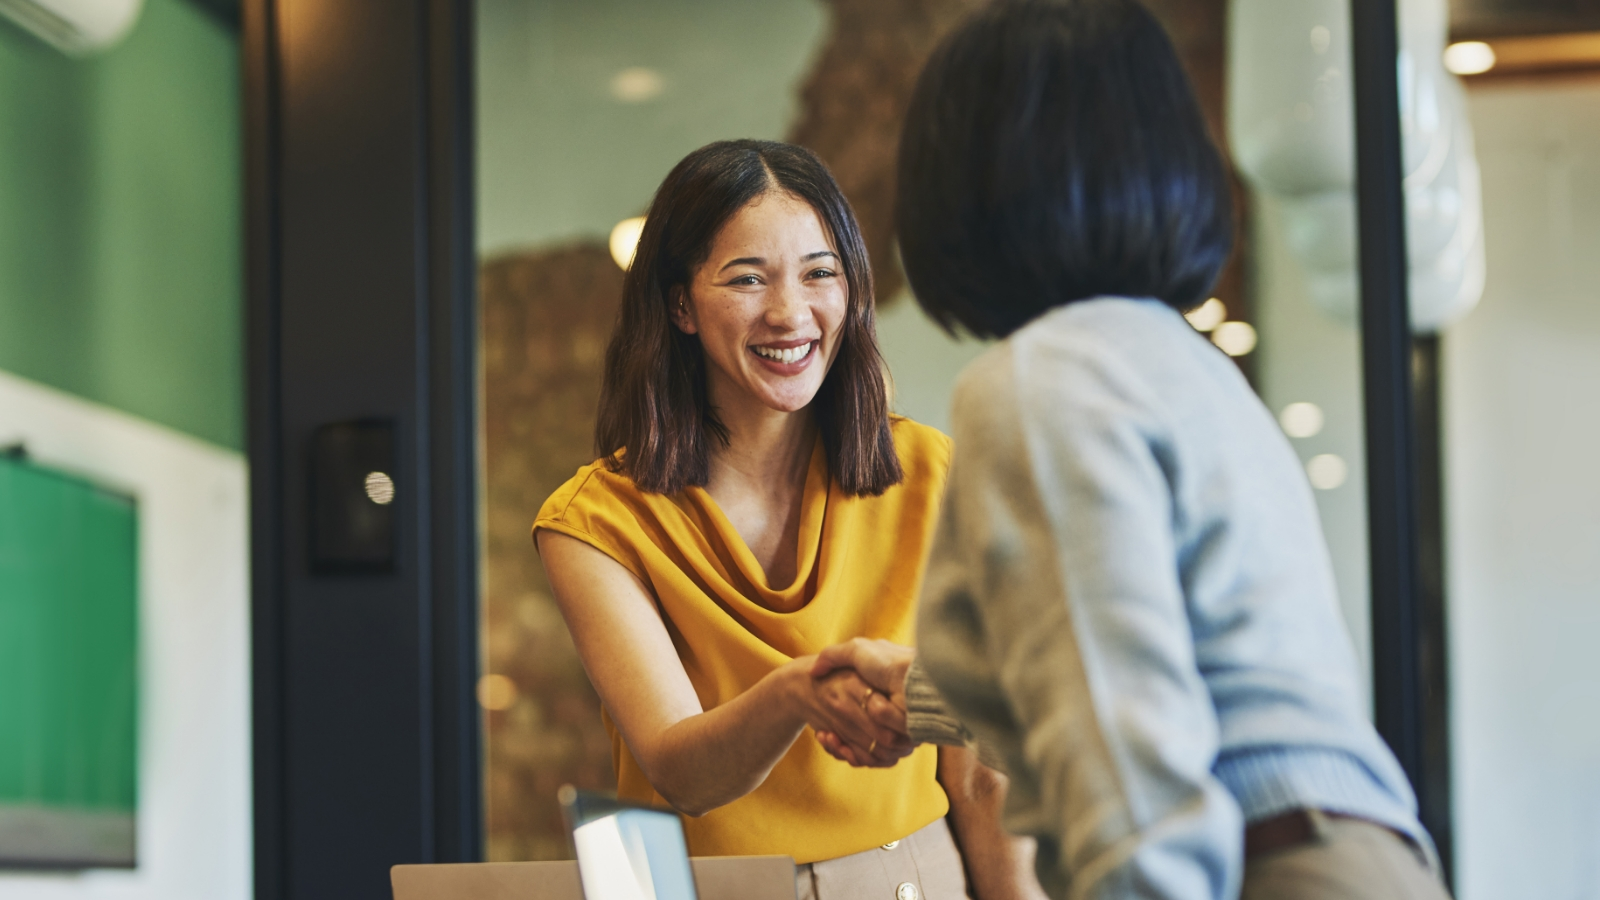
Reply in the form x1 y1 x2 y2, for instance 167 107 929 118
794 818 971 900
1242 811 1453 900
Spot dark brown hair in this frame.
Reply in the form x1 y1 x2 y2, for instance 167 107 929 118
595 139 903 496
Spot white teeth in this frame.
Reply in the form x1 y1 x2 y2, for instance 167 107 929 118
754 342 812 364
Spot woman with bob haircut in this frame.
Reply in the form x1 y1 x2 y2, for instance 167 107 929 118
810 2 1453 899
534 139 1039 900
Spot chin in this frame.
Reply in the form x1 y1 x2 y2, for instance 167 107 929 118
756 383 824 413
762 395 818 414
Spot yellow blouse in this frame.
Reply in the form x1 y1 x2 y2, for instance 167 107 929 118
532 416 952 863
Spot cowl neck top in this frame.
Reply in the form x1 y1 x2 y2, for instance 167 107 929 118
533 417 951 863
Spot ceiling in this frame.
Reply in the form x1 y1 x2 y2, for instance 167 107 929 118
1450 0 1600 38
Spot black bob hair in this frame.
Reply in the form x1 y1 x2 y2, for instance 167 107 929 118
896 0 1234 339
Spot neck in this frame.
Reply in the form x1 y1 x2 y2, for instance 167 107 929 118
705 374 816 491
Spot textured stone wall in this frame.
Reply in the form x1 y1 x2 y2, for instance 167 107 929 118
480 244 623 861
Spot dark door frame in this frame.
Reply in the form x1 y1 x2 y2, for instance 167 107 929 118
1350 0 1454 881
245 1 480 897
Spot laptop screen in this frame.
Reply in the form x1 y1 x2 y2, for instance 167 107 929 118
563 789 699 900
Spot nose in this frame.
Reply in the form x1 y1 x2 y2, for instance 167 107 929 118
763 278 813 332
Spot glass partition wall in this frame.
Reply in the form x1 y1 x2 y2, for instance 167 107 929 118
473 0 1000 861
473 2 1600 896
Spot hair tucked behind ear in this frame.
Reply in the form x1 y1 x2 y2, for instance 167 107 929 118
594 139 902 496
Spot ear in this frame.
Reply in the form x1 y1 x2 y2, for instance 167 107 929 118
669 287 698 335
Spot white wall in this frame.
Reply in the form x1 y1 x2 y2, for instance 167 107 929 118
0 370 251 900
1445 79 1600 900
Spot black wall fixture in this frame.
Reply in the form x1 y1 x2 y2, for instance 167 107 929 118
309 419 399 573
245 1 481 898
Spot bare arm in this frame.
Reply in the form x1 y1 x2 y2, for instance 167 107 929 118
537 530 906 815
939 747 1049 900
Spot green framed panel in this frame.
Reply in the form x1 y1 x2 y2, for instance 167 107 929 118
0 453 138 868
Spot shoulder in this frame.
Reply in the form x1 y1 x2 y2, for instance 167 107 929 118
948 341 1023 445
977 298 1194 426
888 415 953 485
947 299 1189 466
534 455 661 546
537 457 634 525
534 456 655 580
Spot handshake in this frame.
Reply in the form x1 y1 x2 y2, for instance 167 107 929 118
803 638 922 769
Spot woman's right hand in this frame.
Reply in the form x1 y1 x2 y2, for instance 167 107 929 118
806 638 919 766
783 656 916 768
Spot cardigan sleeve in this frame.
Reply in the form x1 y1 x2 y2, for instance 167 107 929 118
903 661 1007 772
904 659 972 746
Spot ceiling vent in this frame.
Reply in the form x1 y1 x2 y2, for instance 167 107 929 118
0 0 144 55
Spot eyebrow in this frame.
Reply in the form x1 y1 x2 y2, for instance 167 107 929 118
716 250 839 274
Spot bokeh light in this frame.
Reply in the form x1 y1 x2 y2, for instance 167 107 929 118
1212 321 1258 356
1306 454 1348 490
477 673 520 711
609 67 664 103
1279 402 1326 438
1184 297 1227 331
1444 41 1496 76
609 216 646 270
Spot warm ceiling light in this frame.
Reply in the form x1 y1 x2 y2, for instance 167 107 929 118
1184 297 1227 331
1212 320 1258 356
1279 402 1325 438
1444 41 1497 75
609 216 646 270
610 67 664 103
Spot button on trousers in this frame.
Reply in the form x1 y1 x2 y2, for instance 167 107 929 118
794 818 970 900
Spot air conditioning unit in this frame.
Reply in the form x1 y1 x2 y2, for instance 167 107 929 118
0 0 144 55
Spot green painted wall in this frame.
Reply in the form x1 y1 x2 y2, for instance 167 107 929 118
0 0 242 452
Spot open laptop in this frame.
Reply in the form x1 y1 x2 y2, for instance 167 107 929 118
391 787 795 900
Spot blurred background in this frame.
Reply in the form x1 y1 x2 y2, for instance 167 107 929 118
0 0 1597 898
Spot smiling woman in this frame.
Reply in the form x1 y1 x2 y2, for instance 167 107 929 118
675 191 843 402
593 140 898 497
530 140 1041 900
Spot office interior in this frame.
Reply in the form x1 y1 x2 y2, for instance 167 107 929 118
0 0 1595 898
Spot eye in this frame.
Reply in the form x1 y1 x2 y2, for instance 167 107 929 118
727 274 762 286
807 268 838 280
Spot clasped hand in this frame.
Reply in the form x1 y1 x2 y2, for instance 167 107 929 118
804 638 919 768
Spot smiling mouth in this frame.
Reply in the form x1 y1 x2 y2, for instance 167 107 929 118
751 341 817 365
